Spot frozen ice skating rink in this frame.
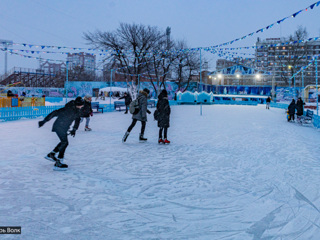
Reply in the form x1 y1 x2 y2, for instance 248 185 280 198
1 105 320 239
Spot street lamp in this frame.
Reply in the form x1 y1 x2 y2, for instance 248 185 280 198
255 74 261 86
236 74 240 85
218 74 223 85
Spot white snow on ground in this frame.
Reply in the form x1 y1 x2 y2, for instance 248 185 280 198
1 105 320 239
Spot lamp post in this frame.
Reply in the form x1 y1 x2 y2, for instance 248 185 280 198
301 70 304 101
255 74 261 86
65 61 69 104
236 74 240 85
0 39 13 76
110 69 113 107
316 57 318 116
200 48 202 116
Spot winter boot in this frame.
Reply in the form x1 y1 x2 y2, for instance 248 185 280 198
163 139 171 144
139 134 147 142
45 152 57 162
53 159 68 171
158 138 164 144
122 131 130 143
85 126 92 131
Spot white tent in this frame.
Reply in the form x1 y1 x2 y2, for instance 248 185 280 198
99 87 129 93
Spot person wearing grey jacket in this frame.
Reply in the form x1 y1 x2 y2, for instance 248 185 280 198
122 88 151 142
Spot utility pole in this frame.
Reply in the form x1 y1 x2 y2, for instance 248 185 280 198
0 39 13 76
272 64 275 101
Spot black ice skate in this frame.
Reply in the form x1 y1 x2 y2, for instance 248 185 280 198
45 152 57 162
139 134 147 142
122 131 130 142
53 159 68 171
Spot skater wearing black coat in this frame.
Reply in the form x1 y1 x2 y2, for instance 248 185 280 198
287 99 296 122
296 97 304 116
38 97 84 170
80 95 93 131
156 89 171 144
122 88 151 142
266 96 271 109
119 92 132 114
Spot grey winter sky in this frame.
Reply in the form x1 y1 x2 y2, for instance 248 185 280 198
0 0 319 74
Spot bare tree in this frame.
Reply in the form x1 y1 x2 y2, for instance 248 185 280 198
172 41 200 92
278 26 308 85
84 23 165 88
142 36 177 95
67 66 95 82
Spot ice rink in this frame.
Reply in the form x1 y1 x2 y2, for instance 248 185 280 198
1 104 320 239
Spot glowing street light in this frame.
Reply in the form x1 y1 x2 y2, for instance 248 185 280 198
255 74 261 86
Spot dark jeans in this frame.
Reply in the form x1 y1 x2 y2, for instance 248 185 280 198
53 131 69 158
127 119 146 135
289 114 295 121
125 105 129 113
159 127 168 139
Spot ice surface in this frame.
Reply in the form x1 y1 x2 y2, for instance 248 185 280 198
1 105 320 239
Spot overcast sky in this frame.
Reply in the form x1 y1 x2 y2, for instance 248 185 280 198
0 0 319 74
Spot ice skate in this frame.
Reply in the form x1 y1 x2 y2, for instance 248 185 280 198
85 126 92 131
163 139 170 144
53 159 68 171
45 152 57 162
158 138 164 144
139 134 147 142
122 131 130 142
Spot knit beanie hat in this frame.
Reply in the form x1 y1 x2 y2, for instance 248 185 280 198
75 97 84 106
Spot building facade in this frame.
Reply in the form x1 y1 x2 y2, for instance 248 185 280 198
255 38 320 86
67 52 96 73
40 61 66 74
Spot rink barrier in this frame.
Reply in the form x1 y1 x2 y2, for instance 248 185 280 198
212 100 257 106
0 104 115 122
270 102 320 128
313 115 320 128
270 102 289 109
0 105 64 121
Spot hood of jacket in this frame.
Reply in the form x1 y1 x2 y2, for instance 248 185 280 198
140 90 148 97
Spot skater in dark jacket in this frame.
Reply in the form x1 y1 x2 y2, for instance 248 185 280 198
119 92 132 114
80 95 93 131
266 96 271 109
287 99 296 122
296 97 304 116
122 88 151 142
156 89 171 144
38 97 84 170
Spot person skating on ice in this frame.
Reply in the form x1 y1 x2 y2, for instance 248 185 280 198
80 95 93 131
122 88 151 142
38 97 84 171
266 96 271 109
156 89 171 144
118 92 132 114
287 99 296 122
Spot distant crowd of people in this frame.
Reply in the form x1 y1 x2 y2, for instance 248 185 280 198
38 88 171 171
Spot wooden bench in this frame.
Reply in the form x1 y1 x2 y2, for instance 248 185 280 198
114 101 126 111
91 102 103 113
297 109 313 125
